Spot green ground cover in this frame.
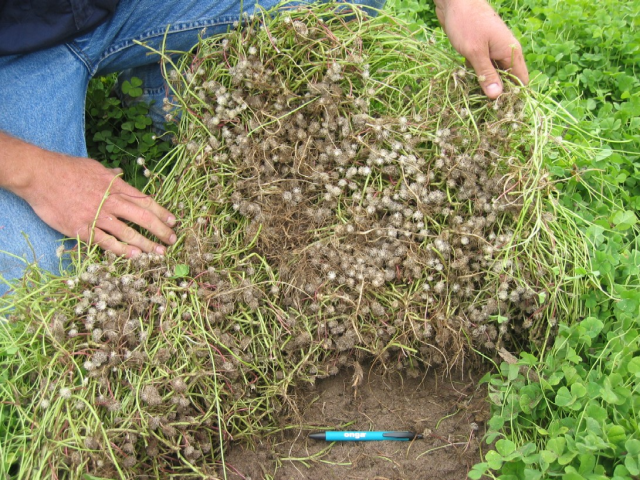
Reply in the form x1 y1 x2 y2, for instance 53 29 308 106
84 75 174 190
476 2 640 479
386 0 640 478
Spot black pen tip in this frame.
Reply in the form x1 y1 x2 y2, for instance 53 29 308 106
309 433 325 440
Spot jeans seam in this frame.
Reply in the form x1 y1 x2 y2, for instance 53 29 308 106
91 16 239 77
66 43 93 75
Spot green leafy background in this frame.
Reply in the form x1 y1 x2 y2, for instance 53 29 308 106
385 0 640 478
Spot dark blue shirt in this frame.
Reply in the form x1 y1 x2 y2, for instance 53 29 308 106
0 0 120 55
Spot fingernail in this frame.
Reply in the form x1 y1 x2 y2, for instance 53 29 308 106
167 215 177 226
131 248 142 257
486 83 502 98
155 245 166 255
169 234 177 244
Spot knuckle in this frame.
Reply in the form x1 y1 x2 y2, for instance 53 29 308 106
122 225 139 243
105 195 121 210
477 71 495 83
96 234 115 250
139 194 154 207
468 40 490 57
138 210 154 229
467 45 485 58
75 225 91 241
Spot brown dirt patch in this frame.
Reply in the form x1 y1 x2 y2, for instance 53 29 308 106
222 364 489 479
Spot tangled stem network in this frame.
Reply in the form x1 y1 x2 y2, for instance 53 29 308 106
0 3 591 479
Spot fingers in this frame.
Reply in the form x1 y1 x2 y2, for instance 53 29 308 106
119 200 174 246
495 43 529 87
108 195 176 247
104 178 177 239
94 214 167 256
468 41 530 99
116 181 177 228
88 227 142 258
466 48 503 99
89 178 178 257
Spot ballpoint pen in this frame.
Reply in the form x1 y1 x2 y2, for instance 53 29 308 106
309 431 423 442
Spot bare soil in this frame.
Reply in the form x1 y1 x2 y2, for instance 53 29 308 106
222 364 490 479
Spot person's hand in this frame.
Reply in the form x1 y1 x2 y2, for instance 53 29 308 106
434 0 529 98
16 150 177 257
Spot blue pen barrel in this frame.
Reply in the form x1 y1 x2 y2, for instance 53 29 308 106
325 431 409 441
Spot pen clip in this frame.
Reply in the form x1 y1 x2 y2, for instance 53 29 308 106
382 431 423 440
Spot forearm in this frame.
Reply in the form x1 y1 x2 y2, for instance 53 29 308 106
0 131 41 197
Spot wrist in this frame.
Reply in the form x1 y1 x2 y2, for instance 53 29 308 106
434 0 488 12
433 0 467 24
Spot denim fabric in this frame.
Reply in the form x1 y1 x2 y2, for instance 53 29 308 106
0 0 385 297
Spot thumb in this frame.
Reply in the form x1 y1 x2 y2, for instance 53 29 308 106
468 54 503 99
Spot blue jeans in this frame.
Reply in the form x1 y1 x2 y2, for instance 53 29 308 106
0 0 384 297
